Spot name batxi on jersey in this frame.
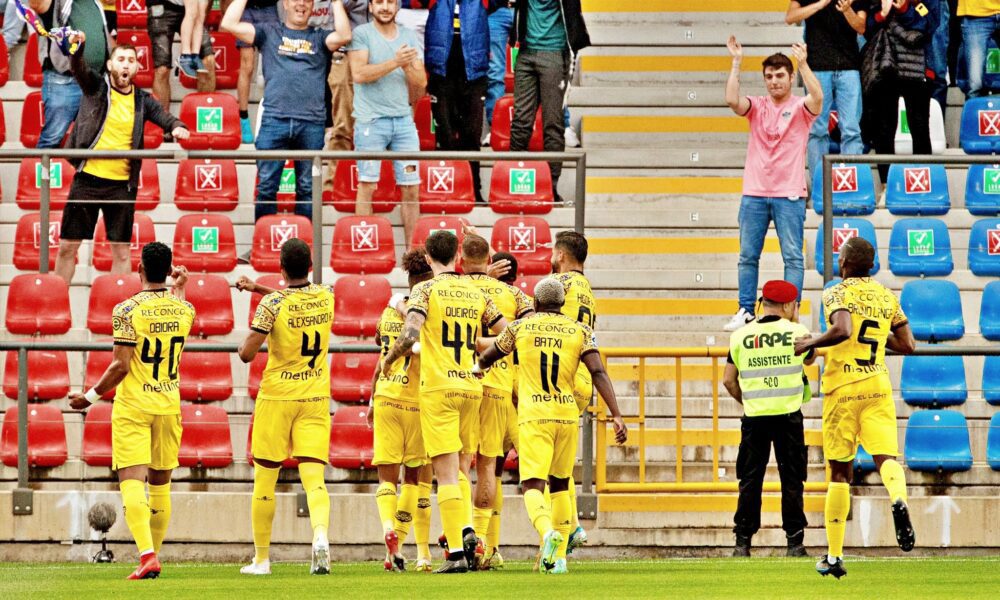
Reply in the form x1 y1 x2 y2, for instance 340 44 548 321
251 284 335 401
465 273 533 391
554 271 597 327
375 305 420 401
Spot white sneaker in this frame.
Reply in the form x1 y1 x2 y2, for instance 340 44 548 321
311 537 330 575
723 308 754 332
240 559 271 575
564 126 581 148
481 132 491 147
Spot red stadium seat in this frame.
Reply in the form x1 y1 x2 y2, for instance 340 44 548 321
419 160 475 213
414 95 436 150
186 274 235 336
329 406 373 469
92 213 156 272
0 404 67 468
12 211 63 271
116 0 148 28
205 1 222 28
180 345 233 402
172 213 238 272
490 95 543 152
246 413 299 468
178 93 241 150
330 342 379 402
87 274 142 335
174 159 240 211
512 274 546 298
250 214 313 273
410 215 469 249
81 402 114 467
84 349 118 400
16 157 76 210
134 159 160 210
247 351 268 400
3 349 70 401
330 215 396 274
116 30 154 88
178 404 233 468
332 275 391 337
489 160 553 214
329 159 400 213
491 217 553 275
24 35 42 87
247 274 288 326
5 274 71 335
180 32 238 89
0 38 9 87
143 118 164 149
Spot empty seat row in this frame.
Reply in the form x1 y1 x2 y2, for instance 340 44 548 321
857 410 1000 473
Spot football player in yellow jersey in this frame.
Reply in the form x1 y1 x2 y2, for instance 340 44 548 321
550 230 597 552
381 230 506 573
476 279 627 575
70 242 194 580
794 238 916 579
235 239 335 576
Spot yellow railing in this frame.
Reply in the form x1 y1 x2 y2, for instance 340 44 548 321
593 347 829 494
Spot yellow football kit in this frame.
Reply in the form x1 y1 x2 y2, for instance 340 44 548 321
373 305 426 467
111 289 195 470
554 270 598 413
407 272 502 457
250 284 334 463
821 277 909 461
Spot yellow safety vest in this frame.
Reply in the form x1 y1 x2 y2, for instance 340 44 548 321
729 317 810 417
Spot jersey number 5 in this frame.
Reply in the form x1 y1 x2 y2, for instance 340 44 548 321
140 336 184 381
856 319 880 367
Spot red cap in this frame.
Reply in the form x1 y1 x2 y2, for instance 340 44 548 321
761 280 798 303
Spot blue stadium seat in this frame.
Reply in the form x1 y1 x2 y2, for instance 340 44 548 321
814 219 880 276
819 278 842 334
960 96 1000 153
968 219 1000 276
811 163 876 215
900 280 965 341
980 281 1000 341
887 218 954 276
900 355 968 406
903 409 973 472
984 356 1000 406
854 444 876 473
965 164 1000 216
988 413 1000 471
885 164 950 215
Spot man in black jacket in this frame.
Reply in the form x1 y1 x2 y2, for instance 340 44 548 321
54 34 190 285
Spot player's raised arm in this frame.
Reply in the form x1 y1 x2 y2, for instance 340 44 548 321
170 266 189 301
582 351 627 445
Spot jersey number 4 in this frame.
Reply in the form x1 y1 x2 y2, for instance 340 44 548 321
441 321 475 364
140 336 184 381
301 332 322 369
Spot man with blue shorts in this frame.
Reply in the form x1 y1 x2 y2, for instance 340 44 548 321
348 0 426 246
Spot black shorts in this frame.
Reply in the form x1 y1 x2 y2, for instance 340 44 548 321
61 172 136 242
147 2 214 69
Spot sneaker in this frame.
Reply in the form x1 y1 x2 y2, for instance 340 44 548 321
539 530 563 572
384 530 405 571
566 526 588 555
414 558 433 572
815 555 847 579
461 527 479 571
240 559 271 575
241 117 254 144
126 552 161 580
891 499 915 552
481 548 504 570
194 55 208 73
434 552 469 574
176 54 199 79
724 308 755 332
732 535 751 558
547 558 568 575
564 127 581 148
310 537 330 575
481 132 491 147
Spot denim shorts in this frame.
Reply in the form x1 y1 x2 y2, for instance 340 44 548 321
353 116 421 186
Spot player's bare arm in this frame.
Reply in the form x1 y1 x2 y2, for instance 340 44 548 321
170 266 189 301
238 330 268 364
885 322 917 355
794 310 852 355
476 336 496 354
69 344 133 410
583 352 628 445
220 0 256 45
235 276 277 297
723 362 742 404
476 341 507 371
383 311 423 376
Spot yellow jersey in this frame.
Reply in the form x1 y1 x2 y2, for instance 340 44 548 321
554 270 597 328
821 277 908 394
493 312 598 424
83 86 135 181
251 283 335 402
407 272 503 394
112 289 196 415
465 273 533 392
375 305 420 403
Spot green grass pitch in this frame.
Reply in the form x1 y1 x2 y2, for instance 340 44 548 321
2 557 999 599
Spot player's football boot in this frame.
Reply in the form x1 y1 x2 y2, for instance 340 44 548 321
891 499 915 552
815 555 847 579
434 551 469 574
384 530 405 571
547 558 568 575
240 559 271 576
126 552 161 580
539 530 563 572
461 527 479 570
311 537 331 575
566 526 588 555
414 558 434 572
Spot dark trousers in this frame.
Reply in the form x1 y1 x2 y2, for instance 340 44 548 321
429 73 487 201
510 48 569 184
733 410 808 540
866 77 932 184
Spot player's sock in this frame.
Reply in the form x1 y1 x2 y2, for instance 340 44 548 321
825 482 851 559
551 490 573 559
148 482 172 554
878 459 908 504
251 464 280 563
568 477 580 529
524 488 553 538
437 484 465 554
375 482 398 533
457 470 474 526
473 505 492 540
394 483 418 545
486 480 503 551
415 482 433 560
298 462 330 541
120 479 154 555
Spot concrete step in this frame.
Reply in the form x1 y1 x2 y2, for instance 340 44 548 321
586 25 801 47
580 50 784 86
582 114 748 148
569 85 786 108
581 0 792 27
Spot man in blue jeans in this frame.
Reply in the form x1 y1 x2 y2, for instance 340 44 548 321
223 0 352 222
960 0 1000 98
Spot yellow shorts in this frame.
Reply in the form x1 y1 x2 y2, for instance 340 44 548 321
420 388 481 458
479 386 512 458
373 396 426 467
112 402 182 471
252 399 330 463
823 375 898 462
502 391 518 453
518 419 578 481
573 364 593 415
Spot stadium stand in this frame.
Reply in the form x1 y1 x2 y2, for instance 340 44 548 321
900 354 968 407
988 413 1000 471
174 159 241 212
12 212 63 271
967 219 1000 276
178 93 242 150
331 275 391 337
888 218 954 276
965 164 1000 215
410 215 469 249
0 404 67 468
959 96 1000 153
2 349 70 401
854 445 876 473
490 95 543 151
328 406 374 469
16 157 75 210
172 213 238 272
80 401 113 467
329 342 379 403
178 404 233 469
185 274 235 336
86 274 143 335
250 215 313 272
135 159 161 210
179 346 233 402
418 160 475 213
979 282 1000 341
813 218 880 276
84 350 117 400
810 163 876 215
885 164 950 215
330 215 396 274
329 160 400 213
489 160 554 214
904 410 974 473
901 280 965 342
490 216 553 275
5 274 71 335
92 213 156 271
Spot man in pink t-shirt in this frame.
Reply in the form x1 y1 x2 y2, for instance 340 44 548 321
723 36 823 332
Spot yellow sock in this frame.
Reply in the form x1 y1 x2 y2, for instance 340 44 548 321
457 470 473 526
376 482 398 533
120 479 153 555
879 459 908 504
568 476 579 528
148 482 171 554
251 464 280 563
299 462 330 540
415 482 432 560
486 480 503 551
825 482 851 559
551 490 573 559
437 484 465 554
394 484 418 545
473 506 492 539
524 488 553 538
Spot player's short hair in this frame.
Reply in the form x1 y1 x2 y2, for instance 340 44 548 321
461 234 490 263
280 238 312 279
424 230 458 265
555 231 588 263
534 278 565 308
110 43 137 60
141 242 172 284
402 248 432 288
491 251 518 284
840 236 875 275
762 53 794 75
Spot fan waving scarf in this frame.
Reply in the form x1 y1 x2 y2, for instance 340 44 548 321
14 0 82 55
